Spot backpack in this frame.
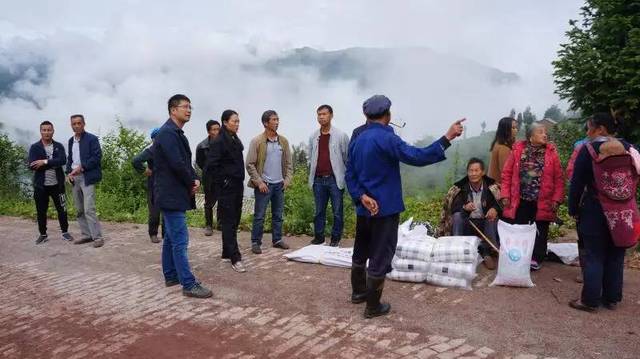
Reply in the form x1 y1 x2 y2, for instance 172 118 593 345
586 141 640 248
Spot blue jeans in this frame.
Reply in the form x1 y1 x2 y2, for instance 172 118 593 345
162 210 196 290
251 182 284 246
312 175 344 241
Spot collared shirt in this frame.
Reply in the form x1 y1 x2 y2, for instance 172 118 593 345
262 137 284 184
469 182 484 219
72 137 81 170
43 143 57 186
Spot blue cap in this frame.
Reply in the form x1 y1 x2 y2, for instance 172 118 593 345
362 95 392 118
150 127 161 139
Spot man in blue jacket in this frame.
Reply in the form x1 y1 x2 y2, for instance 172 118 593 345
28 121 74 244
66 114 104 248
154 94 212 299
346 95 464 318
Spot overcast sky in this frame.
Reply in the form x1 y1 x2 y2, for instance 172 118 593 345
0 0 584 146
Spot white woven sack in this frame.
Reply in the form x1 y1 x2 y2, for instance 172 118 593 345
490 220 537 288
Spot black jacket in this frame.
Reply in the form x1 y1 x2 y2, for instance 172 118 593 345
28 140 67 191
153 119 198 211
207 126 245 186
132 146 155 189
195 136 213 173
451 175 500 216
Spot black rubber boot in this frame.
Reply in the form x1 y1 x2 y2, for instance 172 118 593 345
364 276 391 318
351 265 367 304
204 206 214 228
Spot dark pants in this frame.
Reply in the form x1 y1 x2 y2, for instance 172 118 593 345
161 210 196 290
204 179 221 228
219 180 243 264
512 199 550 263
312 175 344 242
581 232 625 307
251 182 284 246
147 188 162 237
34 185 69 235
451 212 498 257
352 214 400 278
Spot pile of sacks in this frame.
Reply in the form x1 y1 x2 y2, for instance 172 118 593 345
387 218 481 290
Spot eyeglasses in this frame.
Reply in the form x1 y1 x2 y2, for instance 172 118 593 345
175 104 193 110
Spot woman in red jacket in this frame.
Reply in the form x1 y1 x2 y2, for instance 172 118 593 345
500 122 564 270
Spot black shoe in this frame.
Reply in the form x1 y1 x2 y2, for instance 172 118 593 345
351 265 367 304
165 279 180 287
183 283 213 298
204 226 213 236
251 244 262 254
93 238 104 248
35 234 48 245
310 236 325 245
364 276 391 318
569 299 597 313
150 235 160 243
329 240 340 247
272 241 290 250
61 232 74 242
602 302 618 310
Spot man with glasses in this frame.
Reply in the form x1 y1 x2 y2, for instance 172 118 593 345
154 94 212 298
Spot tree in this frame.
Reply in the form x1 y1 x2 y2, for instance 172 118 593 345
509 108 516 119
523 106 537 128
553 0 640 142
516 112 524 130
543 104 566 122
480 121 487 134
291 143 309 173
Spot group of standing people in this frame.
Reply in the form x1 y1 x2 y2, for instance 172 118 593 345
27 93 638 316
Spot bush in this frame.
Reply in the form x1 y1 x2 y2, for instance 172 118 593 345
97 121 150 220
0 133 29 200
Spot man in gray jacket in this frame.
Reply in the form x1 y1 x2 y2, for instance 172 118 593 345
308 105 350 246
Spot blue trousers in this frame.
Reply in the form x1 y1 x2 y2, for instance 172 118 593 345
352 214 400 278
162 210 196 290
251 182 285 245
581 231 625 307
451 212 498 257
312 175 344 241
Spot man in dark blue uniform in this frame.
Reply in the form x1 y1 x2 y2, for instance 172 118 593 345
346 95 464 318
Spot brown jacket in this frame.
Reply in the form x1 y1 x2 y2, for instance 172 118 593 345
488 143 512 184
245 132 293 188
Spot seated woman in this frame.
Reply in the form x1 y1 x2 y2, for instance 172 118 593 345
500 122 564 271
438 158 501 269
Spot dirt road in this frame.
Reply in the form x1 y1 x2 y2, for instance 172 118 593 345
0 216 638 358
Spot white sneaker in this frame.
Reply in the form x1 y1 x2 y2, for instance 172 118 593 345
231 261 246 273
